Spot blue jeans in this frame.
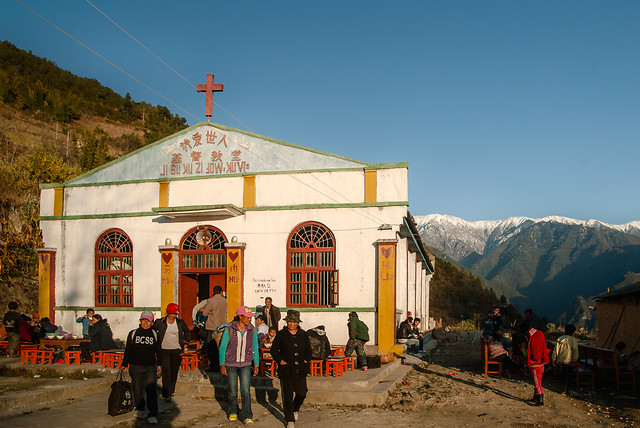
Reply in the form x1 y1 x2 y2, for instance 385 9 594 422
226 365 253 421
345 339 368 368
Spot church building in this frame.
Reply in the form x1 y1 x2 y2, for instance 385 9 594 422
38 121 433 352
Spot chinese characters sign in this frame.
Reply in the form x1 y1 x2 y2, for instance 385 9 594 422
160 130 251 177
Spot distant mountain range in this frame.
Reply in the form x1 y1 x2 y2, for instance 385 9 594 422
415 214 640 326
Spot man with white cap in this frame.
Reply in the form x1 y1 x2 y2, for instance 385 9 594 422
219 306 259 424
120 310 162 424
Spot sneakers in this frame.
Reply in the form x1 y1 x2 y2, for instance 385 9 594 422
228 414 238 421
244 419 254 424
135 409 146 419
294 411 299 421
163 395 173 402
148 416 158 424
362 366 368 371
287 422 295 428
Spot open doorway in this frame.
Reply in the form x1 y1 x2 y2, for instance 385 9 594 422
178 226 228 329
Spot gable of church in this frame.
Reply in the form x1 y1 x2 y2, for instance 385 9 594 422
67 122 370 185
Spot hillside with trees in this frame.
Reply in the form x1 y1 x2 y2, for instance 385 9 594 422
0 41 188 313
429 256 528 330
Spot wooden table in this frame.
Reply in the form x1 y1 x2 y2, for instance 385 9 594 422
40 338 90 351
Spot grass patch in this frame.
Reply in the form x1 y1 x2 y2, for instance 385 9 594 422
0 365 102 379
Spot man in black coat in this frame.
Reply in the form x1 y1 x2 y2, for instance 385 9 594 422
270 310 312 428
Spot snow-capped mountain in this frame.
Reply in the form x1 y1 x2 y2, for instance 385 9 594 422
415 213 640 262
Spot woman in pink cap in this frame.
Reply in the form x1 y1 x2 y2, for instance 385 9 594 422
219 306 259 424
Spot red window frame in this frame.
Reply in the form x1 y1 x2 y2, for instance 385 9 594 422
95 229 133 307
179 226 228 274
286 221 337 308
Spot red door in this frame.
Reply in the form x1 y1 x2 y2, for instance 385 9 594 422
180 274 199 329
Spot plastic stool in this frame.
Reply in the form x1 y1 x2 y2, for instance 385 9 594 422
326 359 344 377
310 360 323 376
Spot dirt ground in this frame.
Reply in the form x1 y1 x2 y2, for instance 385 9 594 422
1 334 639 427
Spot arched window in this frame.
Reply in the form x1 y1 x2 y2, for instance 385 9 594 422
287 222 337 307
180 226 227 272
95 229 133 307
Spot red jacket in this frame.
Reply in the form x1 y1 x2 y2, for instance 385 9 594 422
527 329 550 366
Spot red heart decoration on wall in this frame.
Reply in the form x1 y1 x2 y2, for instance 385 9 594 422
381 247 393 259
229 252 238 262
162 253 173 264
39 254 49 264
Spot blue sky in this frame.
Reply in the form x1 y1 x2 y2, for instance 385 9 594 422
3 1 639 224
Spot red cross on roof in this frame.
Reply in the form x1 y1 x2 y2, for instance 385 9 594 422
196 74 223 118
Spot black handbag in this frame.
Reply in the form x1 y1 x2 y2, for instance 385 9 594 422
108 372 133 416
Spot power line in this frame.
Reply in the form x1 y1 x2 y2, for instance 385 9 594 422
81 1 392 227
15 0 201 124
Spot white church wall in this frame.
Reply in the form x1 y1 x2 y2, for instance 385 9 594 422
255 170 365 207
39 188 55 216
169 176 243 207
377 168 408 202
63 183 158 216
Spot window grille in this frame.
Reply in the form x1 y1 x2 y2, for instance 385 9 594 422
95 229 133 307
287 222 337 307
179 226 227 273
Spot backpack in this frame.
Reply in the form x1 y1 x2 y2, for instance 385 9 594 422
108 372 133 416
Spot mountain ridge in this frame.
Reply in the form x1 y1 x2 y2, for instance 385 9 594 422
416 213 640 325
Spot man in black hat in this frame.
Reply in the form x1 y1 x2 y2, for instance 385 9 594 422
270 310 312 428
345 311 369 370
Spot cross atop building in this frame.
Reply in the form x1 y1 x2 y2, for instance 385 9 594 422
196 74 223 118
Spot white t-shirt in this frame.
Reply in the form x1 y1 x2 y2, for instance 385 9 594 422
162 320 181 350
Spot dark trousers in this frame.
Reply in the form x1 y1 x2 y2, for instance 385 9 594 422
279 375 308 423
345 339 368 368
130 365 159 417
161 348 182 398
79 342 92 361
205 330 220 371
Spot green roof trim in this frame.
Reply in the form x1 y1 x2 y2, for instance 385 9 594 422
40 162 408 190
39 202 408 221
54 306 162 312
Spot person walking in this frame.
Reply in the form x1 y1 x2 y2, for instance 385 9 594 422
345 311 369 370
219 306 259 424
270 310 312 428
261 297 281 330
2 301 22 357
202 286 228 370
154 303 190 402
120 310 162 425
522 323 550 406
551 324 579 394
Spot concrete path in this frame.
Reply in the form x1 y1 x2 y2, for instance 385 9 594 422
0 351 421 427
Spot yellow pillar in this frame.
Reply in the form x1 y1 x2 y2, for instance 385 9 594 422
54 187 64 216
159 243 179 317
225 242 246 321
364 169 377 203
36 249 56 322
376 240 398 354
243 175 256 208
158 180 169 208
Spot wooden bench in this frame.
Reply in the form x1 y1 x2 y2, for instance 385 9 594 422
579 344 636 390
481 339 502 378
